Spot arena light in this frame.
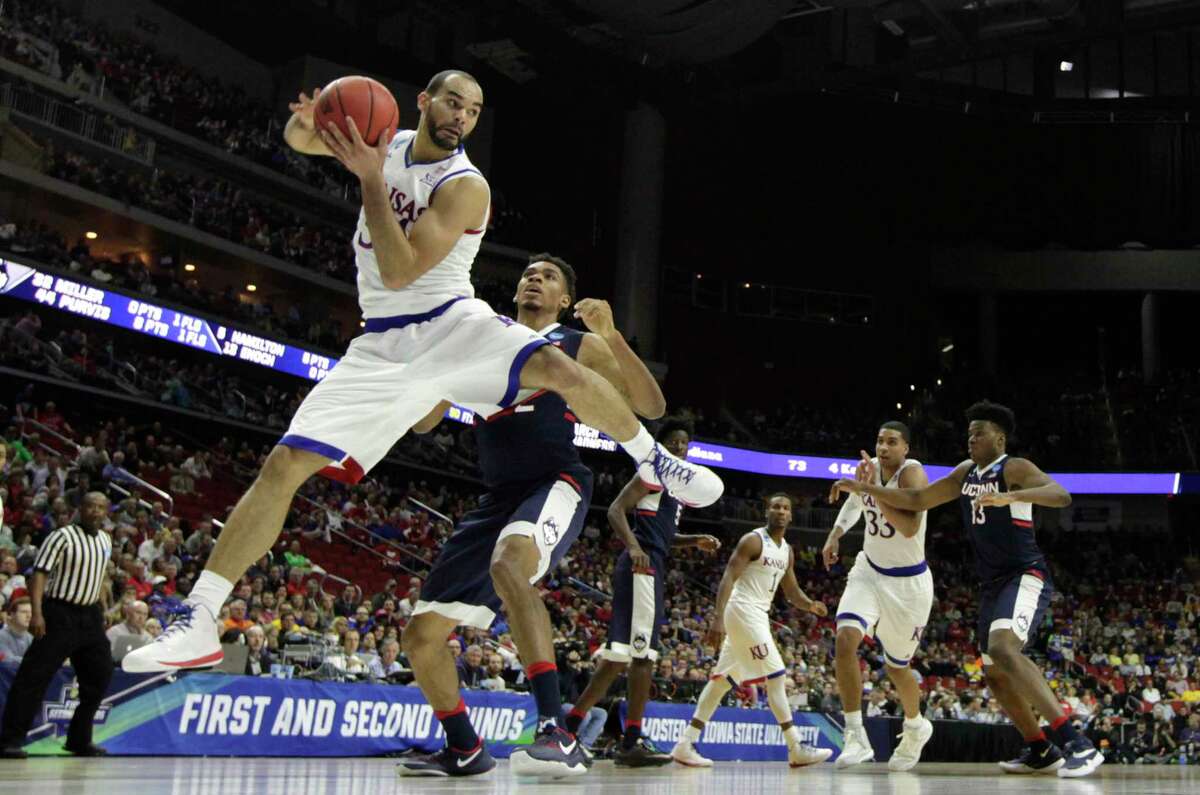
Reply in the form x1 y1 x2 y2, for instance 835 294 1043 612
937 378 943 386
246 284 257 292
85 231 98 240
184 263 196 272
895 402 902 410
1059 61 1074 72
941 343 954 352
909 384 915 391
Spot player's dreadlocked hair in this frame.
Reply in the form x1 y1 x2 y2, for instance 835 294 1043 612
964 400 1016 437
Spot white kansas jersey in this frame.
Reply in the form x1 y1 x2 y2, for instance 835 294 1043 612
353 129 490 318
728 527 790 612
839 458 927 569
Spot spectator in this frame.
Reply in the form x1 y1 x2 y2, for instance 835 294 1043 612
479 653 508 692
223 599 253 636
368 639 404 680
243 625 274 676
457 644 486 688
106 600 151 644
0 595 32 663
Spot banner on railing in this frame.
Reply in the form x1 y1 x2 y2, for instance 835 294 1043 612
2 666 844 760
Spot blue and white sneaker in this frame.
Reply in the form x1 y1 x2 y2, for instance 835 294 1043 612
122 602 222 673
637 444 724 508
396 742 496 777
1057 738 1104 778
998 743 1065 774
509 726 588 778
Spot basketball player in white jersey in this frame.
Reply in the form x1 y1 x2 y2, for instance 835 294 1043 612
822 421 934 771
123 69 722 675
671 494 833 768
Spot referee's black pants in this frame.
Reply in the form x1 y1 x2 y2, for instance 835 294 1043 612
0 599 113 749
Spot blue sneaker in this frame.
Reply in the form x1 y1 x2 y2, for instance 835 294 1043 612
509 726 588 778
396 742 496 777
997 743 1064 774
1058 738 1104 778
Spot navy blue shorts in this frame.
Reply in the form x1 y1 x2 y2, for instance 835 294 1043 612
414 467 592 629
598 549 666 663
977 566 1053 663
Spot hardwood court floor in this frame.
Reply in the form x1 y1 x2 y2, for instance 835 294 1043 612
2 757 1195 794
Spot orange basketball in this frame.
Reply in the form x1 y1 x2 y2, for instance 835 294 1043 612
314 76 399 146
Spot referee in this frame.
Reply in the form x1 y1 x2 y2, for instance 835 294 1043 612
0 492 114 758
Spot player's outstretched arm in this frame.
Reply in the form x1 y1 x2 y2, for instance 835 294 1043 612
706 531 761 649
607 475 655 569
877 463 929 538
832 459 970 512
781 547 827 617
978 458 1072 509
575 299 666 419
283 89 333 156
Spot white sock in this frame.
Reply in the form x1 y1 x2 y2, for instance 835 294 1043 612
784 725 802 746
904 715 924 730
189 570 234 618
845 710 863 731
618 425 655 463
683 724 702 743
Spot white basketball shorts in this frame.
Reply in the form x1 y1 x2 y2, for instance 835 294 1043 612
835 551 934 667
280 297 548 482
712 601 785 686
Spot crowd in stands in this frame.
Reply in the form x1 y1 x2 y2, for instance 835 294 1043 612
0 380 1197 763
0 0 353 198
0 2 531 246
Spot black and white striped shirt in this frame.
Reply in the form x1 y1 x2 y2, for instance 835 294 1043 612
33 524 112 606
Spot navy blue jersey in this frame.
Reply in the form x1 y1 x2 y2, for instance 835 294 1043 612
633 489 682 560
474 323 586 488
958 454 1046 582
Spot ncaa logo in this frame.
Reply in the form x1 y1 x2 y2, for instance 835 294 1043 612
632 634 648 652
541 518 560 546
1016 613 1030 632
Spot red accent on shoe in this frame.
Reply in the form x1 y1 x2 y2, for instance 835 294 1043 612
160 649 224 667
527 661 556 677
1024 730 1047 743
625 719 642 730
567 707 587 720
1050 715 1068 731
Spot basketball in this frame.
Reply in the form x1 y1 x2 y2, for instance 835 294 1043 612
315 75 399 146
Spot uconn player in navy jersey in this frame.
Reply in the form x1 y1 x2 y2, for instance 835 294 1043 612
832 401 1102 778
125 70 723 697
561 420 721 767
400 254 670 778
